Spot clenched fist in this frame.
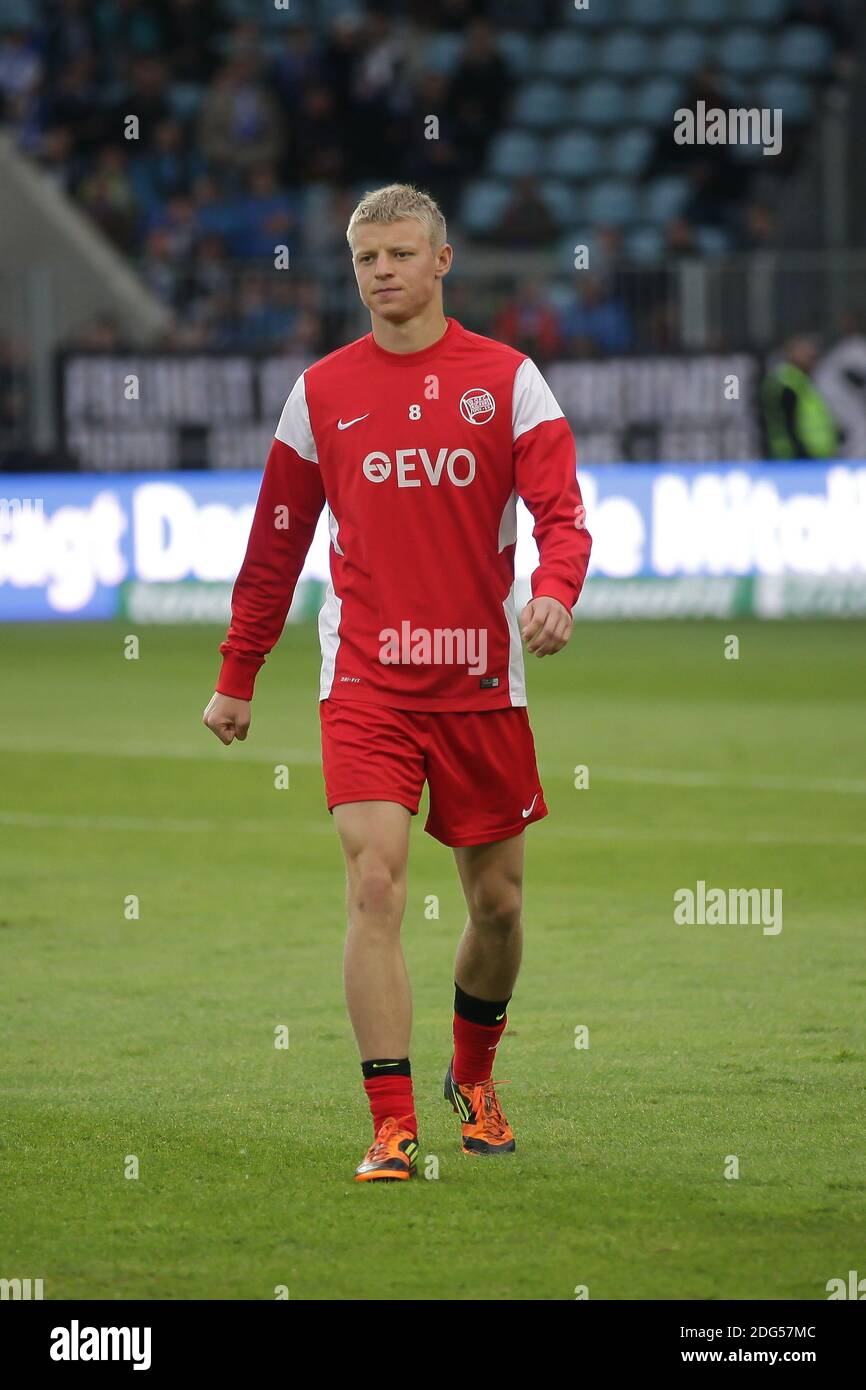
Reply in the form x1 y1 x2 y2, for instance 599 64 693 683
202 692 251 745
519 595 573 657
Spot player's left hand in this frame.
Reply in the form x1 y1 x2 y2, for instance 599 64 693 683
519 596 573 657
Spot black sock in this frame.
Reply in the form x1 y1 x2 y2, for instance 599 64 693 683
361 1057 411 1079
454 983 511 1028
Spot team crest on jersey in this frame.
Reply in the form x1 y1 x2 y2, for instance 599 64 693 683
459 388 496 425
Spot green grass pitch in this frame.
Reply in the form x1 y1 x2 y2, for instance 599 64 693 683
1 618 864 1300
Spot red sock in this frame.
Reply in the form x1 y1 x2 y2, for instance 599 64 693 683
363 1075 417 1138
453 1012 507 1084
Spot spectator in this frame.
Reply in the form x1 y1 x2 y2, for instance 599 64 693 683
272 25 325 112
192 172 239 243
187 233 233 306
230 165 299 261
492 279 562 361
37 124 79 194
147 191 198 260
44 54 106 156
322 14 363 122
0 336 29 449
232 273 299 350
489 176 558 249
761 334 839 459
429 0 487 31
93 0 164 80
404 72 464 202
77 144 139 250
741 202 778 251
664 217 701 260
589 225 633 304
346 12 411 179
141 224 182 305
0 25 43 117
165 0 220 85
559 276 634 357
44 0 97 70
286 83 345 184
197 55 283 174
129 117 202 215
449 20 509 173
792 0 855 54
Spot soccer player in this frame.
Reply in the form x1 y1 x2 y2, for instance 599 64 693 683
203 184 591 1182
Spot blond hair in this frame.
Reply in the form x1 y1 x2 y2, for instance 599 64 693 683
346 183 447 252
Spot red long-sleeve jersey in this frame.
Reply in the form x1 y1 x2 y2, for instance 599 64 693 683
217 316 591 711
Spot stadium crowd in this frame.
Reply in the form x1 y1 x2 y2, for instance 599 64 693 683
0 0 849 361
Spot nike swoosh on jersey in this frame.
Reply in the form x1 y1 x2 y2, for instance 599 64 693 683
521 794 539 818
372 1061 399 1068
337 414 370 430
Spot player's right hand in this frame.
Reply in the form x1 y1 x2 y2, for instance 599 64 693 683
202 692 251 745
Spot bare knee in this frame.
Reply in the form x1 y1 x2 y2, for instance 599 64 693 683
467 876 523 936
347 860 403 927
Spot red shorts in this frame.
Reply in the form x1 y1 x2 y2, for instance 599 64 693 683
319 699 548 847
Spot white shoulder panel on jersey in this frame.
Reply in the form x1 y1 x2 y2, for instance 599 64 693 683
274 371 318 464
512 357 565 442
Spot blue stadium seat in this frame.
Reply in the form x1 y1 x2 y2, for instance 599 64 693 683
0 0 37 24
729 133 772 164
423 32 465 76
498 31 536 77
573 79 631 130
633 78 684 127
544 130 605 181
555 231 598 272
488 130 544 179
598 30 653 78
624 0 675 29
167 83 205 123
695 226 733 255
656 28 709 77
717 27 770 76
260 0 310 27
623 225 664 263
228 0 335 19
760 74 814 123
536 30 596 79
538 180 582 227
642 176 691 224
561 0 612 29
512 81 567 130
587 179 640 227
608 127 654 178
307 0 364 22
681 0 729 25
459 181 511 236
732 0 790 23
722 75 754 105
776 25 834 75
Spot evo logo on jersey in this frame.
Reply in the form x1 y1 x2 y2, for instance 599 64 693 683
362 448 476 487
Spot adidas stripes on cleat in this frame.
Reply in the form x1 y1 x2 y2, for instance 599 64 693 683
444 1059 515 1155
354 1115 418 1182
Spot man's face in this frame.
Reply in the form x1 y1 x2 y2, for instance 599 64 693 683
351 218 451 323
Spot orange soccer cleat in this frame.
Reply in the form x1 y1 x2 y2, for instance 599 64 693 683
354 1115 419 1182
444 1060 516 1155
